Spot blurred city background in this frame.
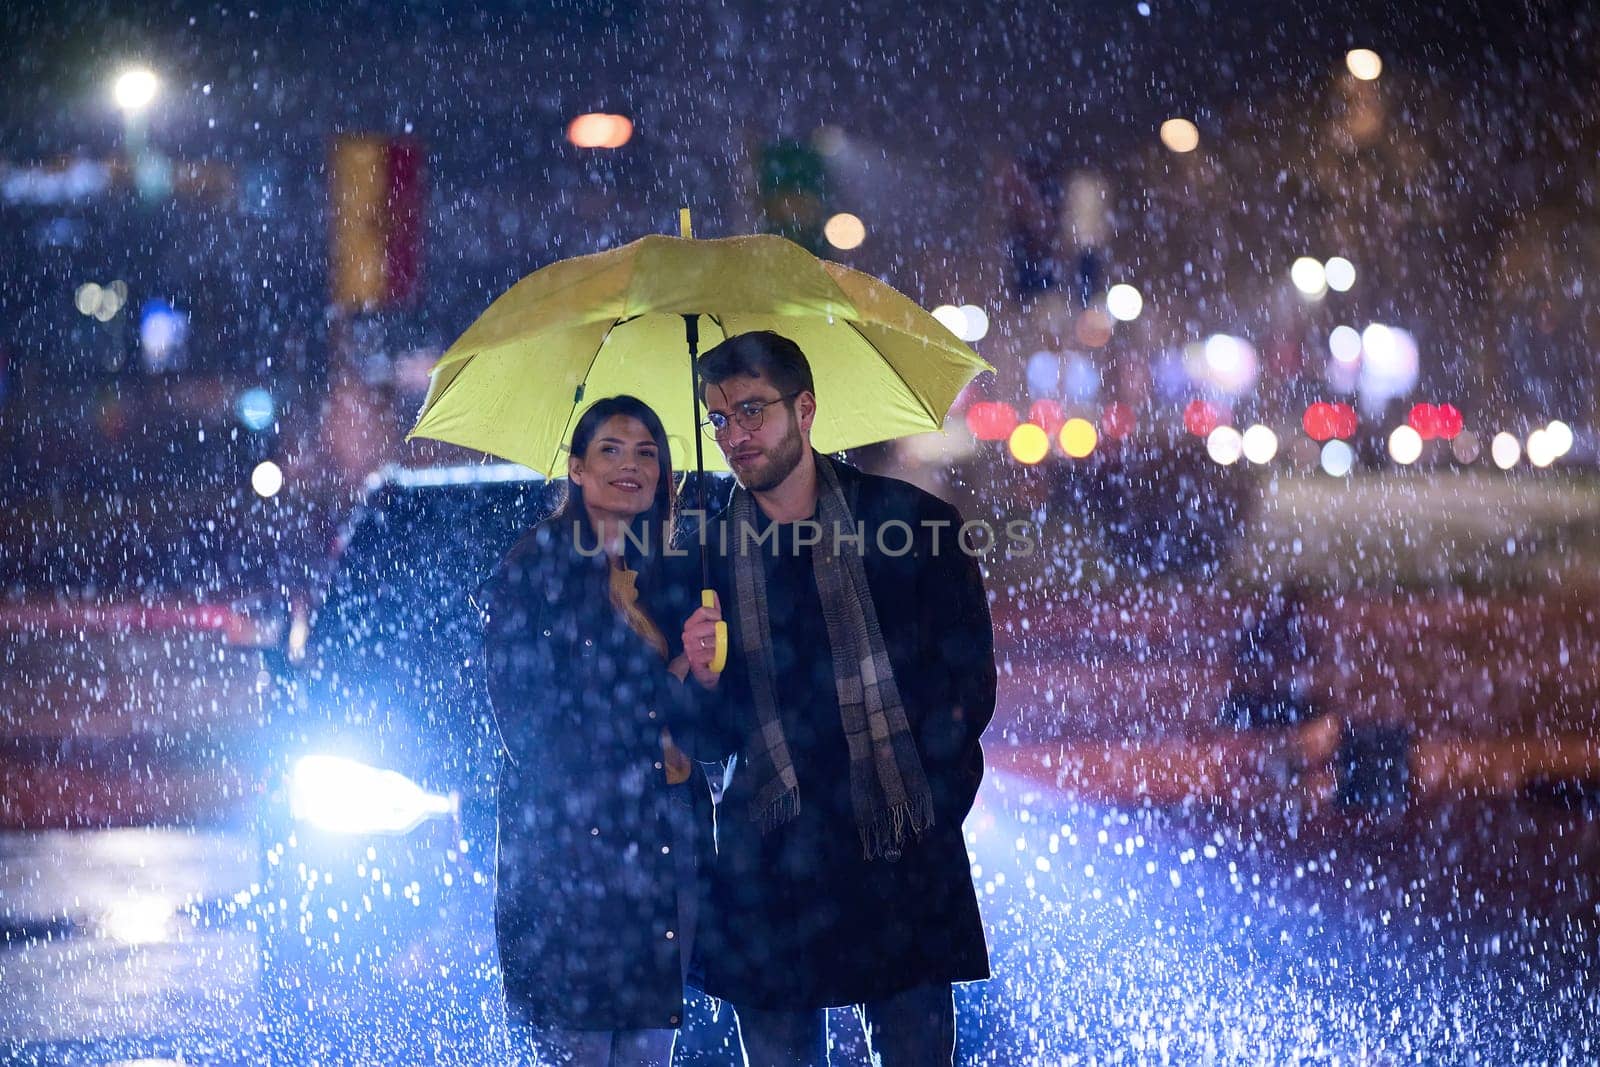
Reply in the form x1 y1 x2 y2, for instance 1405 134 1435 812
2 0 1599 1063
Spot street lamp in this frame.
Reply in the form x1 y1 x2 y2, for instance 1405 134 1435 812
110 66 170 198
112 68 159 113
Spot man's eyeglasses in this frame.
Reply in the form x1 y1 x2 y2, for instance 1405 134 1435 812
701 392 801 438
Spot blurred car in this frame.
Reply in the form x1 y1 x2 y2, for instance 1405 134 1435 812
253 462 550 1060
253 462 739 1064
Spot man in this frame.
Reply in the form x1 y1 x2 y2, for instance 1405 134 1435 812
676 331 995 1066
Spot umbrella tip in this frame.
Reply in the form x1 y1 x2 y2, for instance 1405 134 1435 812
678 207 693 240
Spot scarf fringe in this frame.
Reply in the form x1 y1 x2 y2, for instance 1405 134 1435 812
755 788 802 835
859 795 936 861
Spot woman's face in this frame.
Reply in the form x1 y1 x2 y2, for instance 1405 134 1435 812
569 414 662 523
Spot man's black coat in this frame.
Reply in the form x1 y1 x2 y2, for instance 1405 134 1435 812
663 458 996 1010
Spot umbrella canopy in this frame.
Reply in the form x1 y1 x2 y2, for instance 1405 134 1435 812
406 232 992 476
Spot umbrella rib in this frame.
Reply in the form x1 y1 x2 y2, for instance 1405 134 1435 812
841 318 942 430
547 319 622 473
407 352 478 436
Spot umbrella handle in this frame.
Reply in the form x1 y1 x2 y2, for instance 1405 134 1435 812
703 589 728 674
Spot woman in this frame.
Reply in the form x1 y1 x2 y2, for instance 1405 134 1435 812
483 395 707 1067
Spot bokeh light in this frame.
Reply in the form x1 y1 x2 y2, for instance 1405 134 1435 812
1526 429 1555 468
1242 424 1279 465
959 305 991 343
1331 403 1359 439
1008 423 1050 465
1320 439 1355 476
1101 401 1136 439
1545 419 1574 457
251 460 285 498
1206 426 1244 466
1183 398 1227 437
1028 399 1066 437
1329 325 1362 365
1059 418 1098 459
1193 333 1258 394
1303 403 1336 442
1490 432 1521 470
965 401 1017 442
1159 118 1199 153
1106 284 1143 322
1408 403 1443 440
1324 256 1356 291
1434 404 1464 440
1388 425 1423 465
236 388 276 431
1073 308 1114 348
932 304 990 344
1290 257 1327 296
1361 323 1396 362
566 113 633 148
1451 430 1481 464
1346 49 1383 80
1359 324 1419 402
932 304 967 338
75 283 102 316
113 68 159 112
824 212 866 250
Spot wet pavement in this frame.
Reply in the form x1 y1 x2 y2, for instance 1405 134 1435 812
4 776 1598 1065
0 829 259 1062
961 770 1600 1064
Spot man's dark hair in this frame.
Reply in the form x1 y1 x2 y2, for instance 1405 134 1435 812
697 331 815 400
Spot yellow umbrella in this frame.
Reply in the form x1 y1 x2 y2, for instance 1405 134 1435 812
406 213 993 670
406 215 991 476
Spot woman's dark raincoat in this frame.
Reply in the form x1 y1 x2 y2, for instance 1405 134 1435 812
483 520 692 1031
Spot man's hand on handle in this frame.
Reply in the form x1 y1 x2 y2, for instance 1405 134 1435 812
682 591 724 688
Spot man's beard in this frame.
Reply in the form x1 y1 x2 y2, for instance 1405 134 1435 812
736 422 807 493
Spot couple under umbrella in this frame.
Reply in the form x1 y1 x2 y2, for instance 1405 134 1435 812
409 221 998 1067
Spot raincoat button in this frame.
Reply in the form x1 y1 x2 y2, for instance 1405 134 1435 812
648 710 657 719
653 761 663 770
590 827 600 836
665 930 675 940
661 845 670 855
669 1015 680 1026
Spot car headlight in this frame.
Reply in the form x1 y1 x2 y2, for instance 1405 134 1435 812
287 754 458 835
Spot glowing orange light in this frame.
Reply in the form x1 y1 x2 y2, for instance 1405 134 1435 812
1008 423 1050 465
1059 418 1097 459
567 113 634 149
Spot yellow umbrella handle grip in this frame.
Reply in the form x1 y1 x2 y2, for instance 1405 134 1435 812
702 588 728 674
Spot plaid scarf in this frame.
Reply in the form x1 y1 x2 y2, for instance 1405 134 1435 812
730 454 934 861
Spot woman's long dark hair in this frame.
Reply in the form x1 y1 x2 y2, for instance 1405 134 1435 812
548 395 677 572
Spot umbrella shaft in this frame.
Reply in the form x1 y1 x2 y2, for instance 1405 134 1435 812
684 314 709 592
